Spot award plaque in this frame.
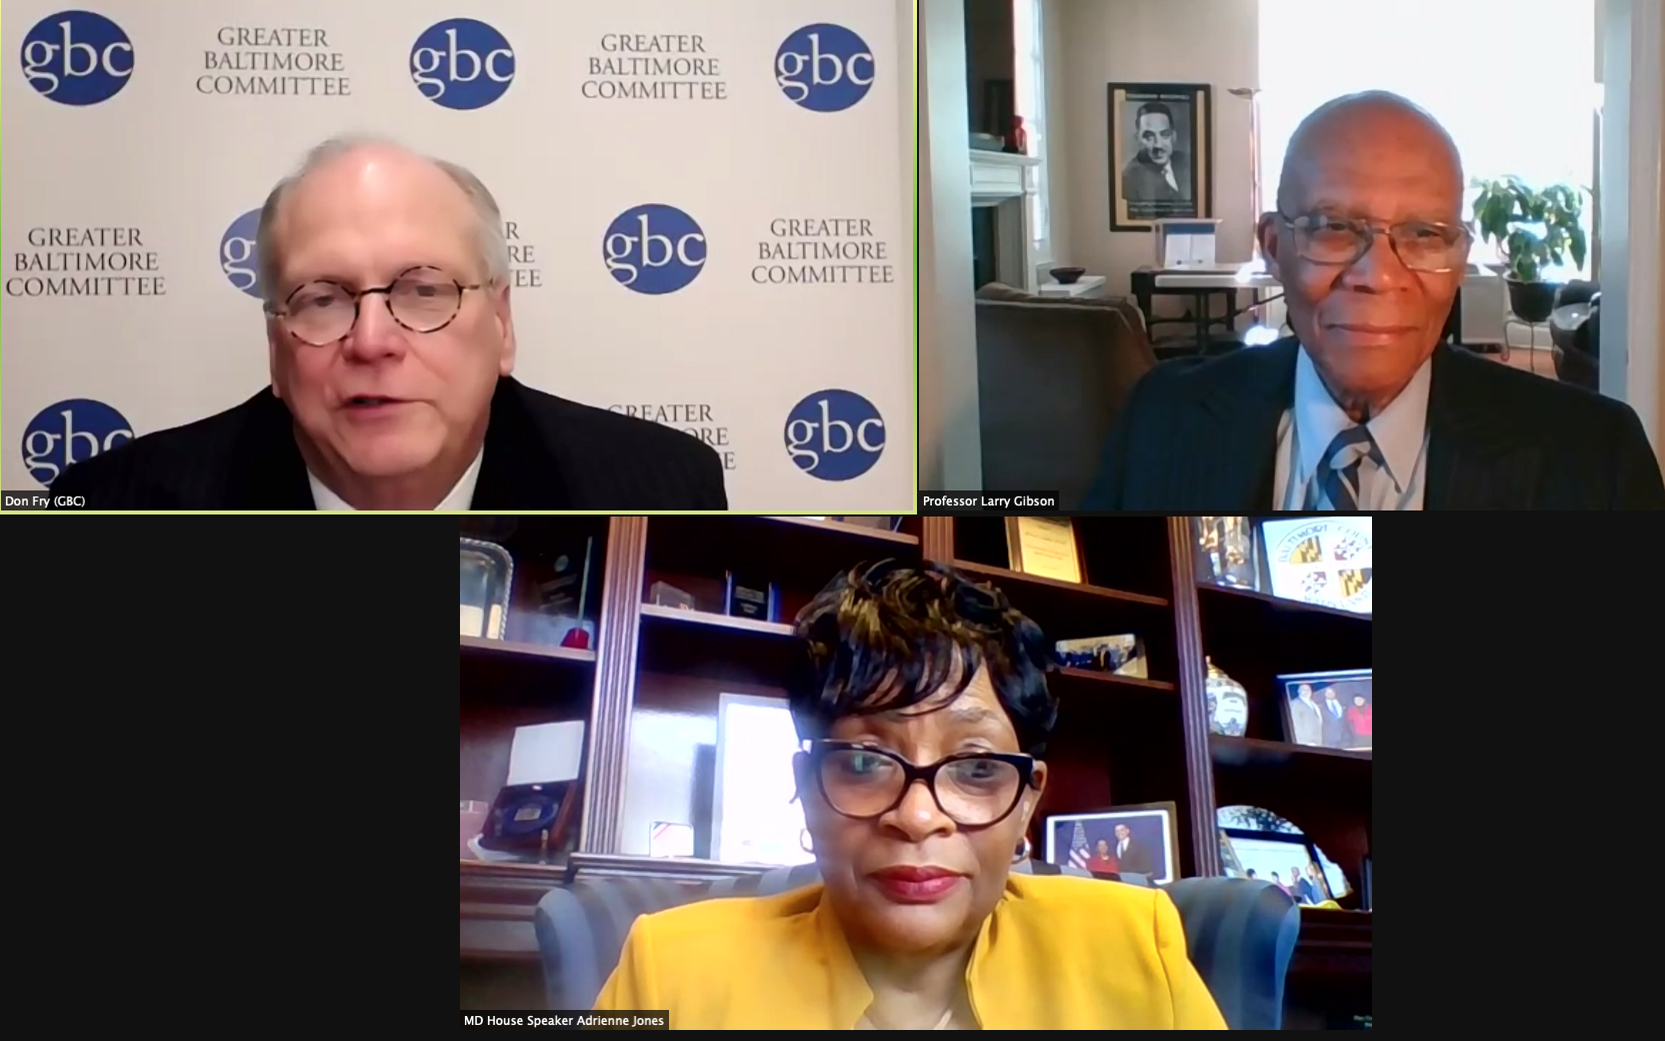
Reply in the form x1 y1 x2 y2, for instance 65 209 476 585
478 779 582 863
724 572 781 622
1005 517 1083 583
1261 517 1372 614
1193 517 1258 590
460 538 514 639
513 537 595 649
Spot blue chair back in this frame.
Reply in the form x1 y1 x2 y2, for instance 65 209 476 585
533 863 1298 1029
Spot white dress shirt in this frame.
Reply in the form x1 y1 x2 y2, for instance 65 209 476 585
308 449 483 511
1275 345 1431 510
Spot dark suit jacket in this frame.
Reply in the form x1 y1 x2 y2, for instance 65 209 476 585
1116 838 1155 877
1121 152 1192 203
49 376 729 510
1319 699 1350 747
1084 338 1665 510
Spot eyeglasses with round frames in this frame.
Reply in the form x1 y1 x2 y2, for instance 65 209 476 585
265 265 485 346
1278 212 1472 274
806 740 1040 829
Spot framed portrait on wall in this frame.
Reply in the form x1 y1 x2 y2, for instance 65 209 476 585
1107 82 1214 231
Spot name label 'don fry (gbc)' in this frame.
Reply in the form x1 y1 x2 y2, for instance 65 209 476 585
460 1011 670 1030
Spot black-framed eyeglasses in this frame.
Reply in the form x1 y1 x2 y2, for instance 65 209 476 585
264 265 486 346
1278 212 1471 274
806 740 1040 829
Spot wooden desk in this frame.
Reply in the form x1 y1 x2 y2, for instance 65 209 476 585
1130 265 1283 351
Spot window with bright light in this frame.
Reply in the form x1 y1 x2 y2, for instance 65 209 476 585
1012 0 1051 264
1257 0 1597 279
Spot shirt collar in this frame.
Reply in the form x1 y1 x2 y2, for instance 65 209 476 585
307 448 483 511
1294 345 1431 494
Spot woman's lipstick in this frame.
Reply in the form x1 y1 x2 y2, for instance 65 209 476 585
869 866 965 904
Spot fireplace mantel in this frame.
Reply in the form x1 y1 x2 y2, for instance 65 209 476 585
969 150 1041 292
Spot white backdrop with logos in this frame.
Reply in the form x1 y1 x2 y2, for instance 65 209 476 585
1 0 913 510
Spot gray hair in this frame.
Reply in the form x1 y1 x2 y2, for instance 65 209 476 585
255 133 511 304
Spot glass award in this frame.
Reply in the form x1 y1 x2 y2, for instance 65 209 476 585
460 538 514 640
1193 517 1258 590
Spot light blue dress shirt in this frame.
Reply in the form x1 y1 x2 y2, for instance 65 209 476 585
1274 346 1431 511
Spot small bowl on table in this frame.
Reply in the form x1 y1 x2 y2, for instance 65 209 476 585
1049 266 1086 285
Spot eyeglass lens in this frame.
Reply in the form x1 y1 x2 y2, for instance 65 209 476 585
819 748 1022 825
1295 216 1466 272
284 268 462 344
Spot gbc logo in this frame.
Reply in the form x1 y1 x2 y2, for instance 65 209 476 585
603 205 706 295
21 10 134 106
22 398 134 487
411 19 515 110
775 23 874 112
219 209 263 298
784 390 885 481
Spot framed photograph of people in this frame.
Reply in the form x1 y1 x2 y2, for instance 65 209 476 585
1044 802 1179 885
1277 669 1373 752
1107 83 1213 231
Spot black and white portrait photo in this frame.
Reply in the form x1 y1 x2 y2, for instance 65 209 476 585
1108 83 1213 231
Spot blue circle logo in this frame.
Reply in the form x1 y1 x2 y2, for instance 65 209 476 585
603 205 707 295
20 10 134 106
784 390 885 480
411 19 515 109
775 24 875 112
220 209 263 298
21 398 135 487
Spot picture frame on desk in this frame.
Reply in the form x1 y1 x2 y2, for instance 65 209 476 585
1045 802 1179 885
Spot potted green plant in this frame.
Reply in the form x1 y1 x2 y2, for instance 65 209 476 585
1471 176 1588 323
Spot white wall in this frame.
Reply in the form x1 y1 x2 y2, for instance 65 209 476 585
1599 0 1664 455
1048 0 1258 295
918 0 982 489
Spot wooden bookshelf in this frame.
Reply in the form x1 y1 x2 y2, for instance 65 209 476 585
458 514 1370 1014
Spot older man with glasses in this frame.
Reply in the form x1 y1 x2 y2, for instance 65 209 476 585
50 134 728 511
1086 90 1665 511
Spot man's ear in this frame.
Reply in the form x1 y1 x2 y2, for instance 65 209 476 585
266 317 284 399
1257 212 1283 281
492 283 516 376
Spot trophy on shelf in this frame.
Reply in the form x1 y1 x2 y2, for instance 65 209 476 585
1192 517 1258 590
460 538 514 639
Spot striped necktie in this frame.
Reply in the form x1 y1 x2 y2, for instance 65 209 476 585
1307 425 1386 510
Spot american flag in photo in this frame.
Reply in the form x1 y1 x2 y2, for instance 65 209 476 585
1068 821 1090 870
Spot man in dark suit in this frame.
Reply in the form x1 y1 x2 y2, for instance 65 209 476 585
1087 91 1665 511
1112 823 1155 876
1121 102 1192 205
1318 687 1351 748
50 135 727 511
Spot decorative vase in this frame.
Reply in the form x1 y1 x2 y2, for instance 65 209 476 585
1205 658 1250 737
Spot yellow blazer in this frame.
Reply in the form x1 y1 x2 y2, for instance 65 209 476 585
593 872 1228 1029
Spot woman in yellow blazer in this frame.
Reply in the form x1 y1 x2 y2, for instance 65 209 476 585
595 560 1227 1030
